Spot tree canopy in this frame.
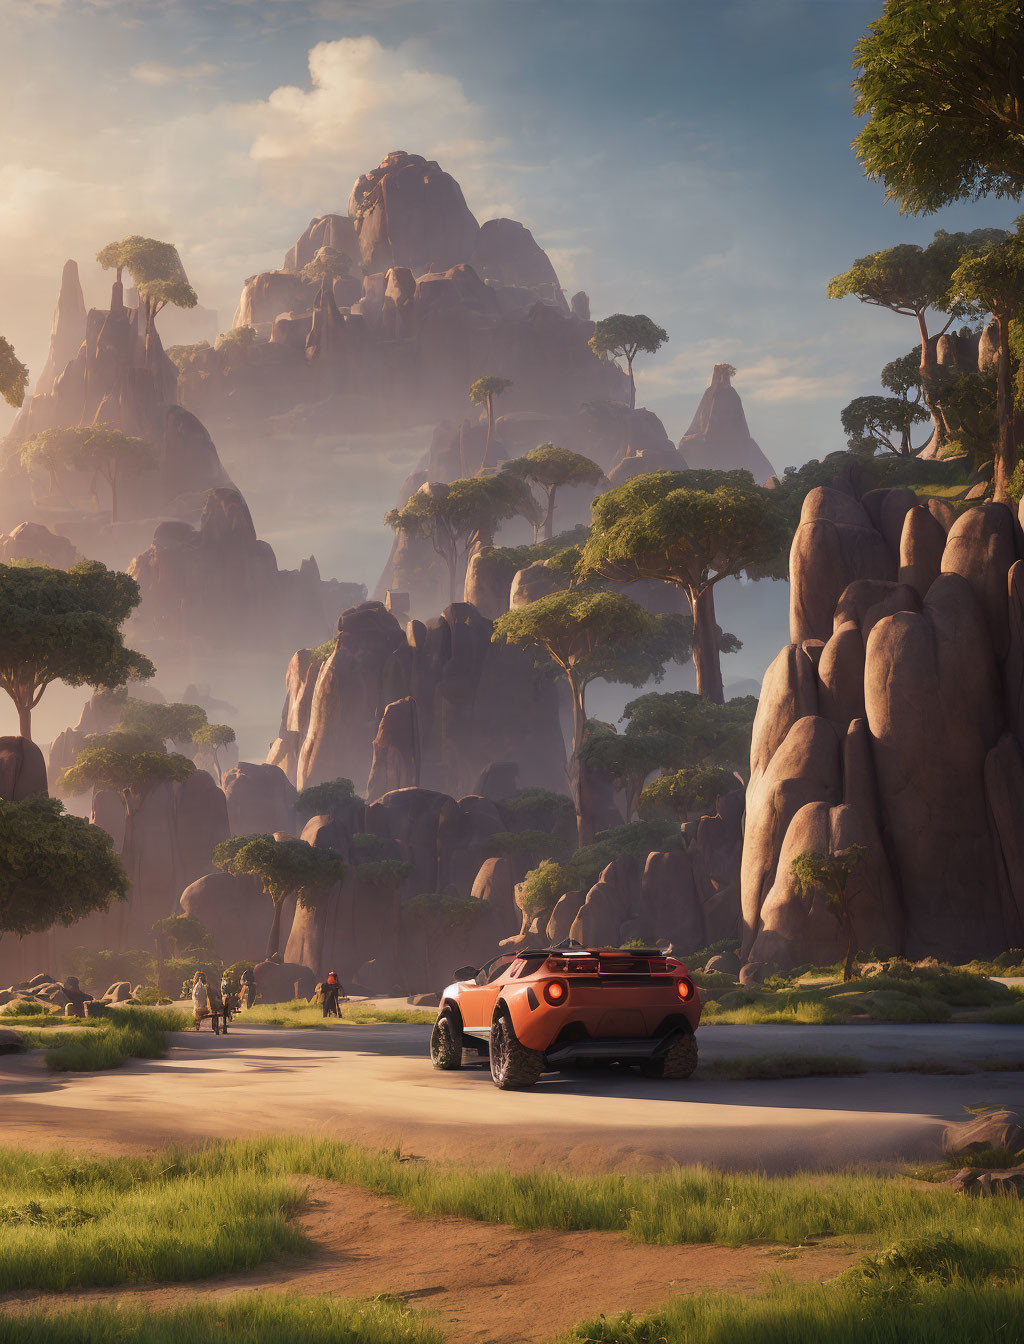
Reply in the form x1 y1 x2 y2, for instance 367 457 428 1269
61 736 196 803
0 561 154 740
947 218 1024 500
506 444 605 540
213 834 347 958
0 336 28 409
296 777 361 820
493 589 690 843
827 229 1005 450
20 423 156 523
579 469 788 701
97 235 197 334
841 394 930 457
0 794 129 940
852 1 1024 215
386 473 538 604
588 314 668 409
300 246 350 288
638 763 738 825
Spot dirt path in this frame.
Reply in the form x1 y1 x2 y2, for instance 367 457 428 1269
1 1178 859 1344
3 1022 1024 1172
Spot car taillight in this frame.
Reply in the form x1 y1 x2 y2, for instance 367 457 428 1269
676 977 695 1002
543 979 568 1005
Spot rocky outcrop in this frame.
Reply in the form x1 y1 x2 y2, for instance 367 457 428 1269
223 762 298 837
741 474 1024 969
128 488 365 657
36 259 87 395
366 698 421 802
179 869 269 963
294 599 565 802
0 521 79 568
8 273 232 526
0 738 48 801
678 365 775 481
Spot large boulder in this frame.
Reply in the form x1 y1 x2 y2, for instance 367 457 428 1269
789 489 894 644
349 151 481 277
0 738 47 801
941 502 1018 659
366 697 421 803
180 869 269 963
223 762 298 837
865 575 1005 958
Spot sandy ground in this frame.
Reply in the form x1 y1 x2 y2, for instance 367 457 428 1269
3 1020 1024 1172
1 1176 860 1344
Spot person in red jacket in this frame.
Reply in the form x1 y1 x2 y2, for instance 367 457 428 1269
323 969 343 1018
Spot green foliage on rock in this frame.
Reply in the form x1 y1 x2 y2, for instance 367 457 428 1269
791 845 869 982
300 246 350 287
97 234 197 332
0 796 129 940
0 336 29 408
505 445 604 540
639 763 739 823
20 423 156 523
296 777 361 820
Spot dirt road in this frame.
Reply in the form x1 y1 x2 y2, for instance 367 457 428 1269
3 1021 1023 1171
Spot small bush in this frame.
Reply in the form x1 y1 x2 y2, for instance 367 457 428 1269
2 1000 46 1016
65 947 155 993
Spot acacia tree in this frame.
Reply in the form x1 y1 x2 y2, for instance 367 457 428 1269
300 245 350 294
576 729 675 823
97 236 197 341
947 220 1024 501
0 336 28 408
20 423 155 523
192 723 236 785
469 376 513 464
579 470 789 703
61 732 197 825
213 834 347 961
386 473 537 604
506 445 605 541
0 795 129 941
492 590 690 843
827 231 1004 451
588 314 668 410
852 1 1024 215
791 845 868 983
0 561 154 739
840 394 930 457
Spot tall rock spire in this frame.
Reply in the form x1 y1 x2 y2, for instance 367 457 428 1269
678 363 776 482
35 259 87 395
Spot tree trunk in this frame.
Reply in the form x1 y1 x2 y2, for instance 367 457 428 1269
994 312 1014 504
267 899 284 961
626 355 636 410
484 394 495 464
569 675 591 848
543 487 556 541
918 319 946 455
110 469 119 524
446 554 459 606
842 910 857 983
17 701 31 741
691 586 724 703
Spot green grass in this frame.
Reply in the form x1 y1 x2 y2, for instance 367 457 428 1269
701 998 846 1024
979 1000 1024 1024
555 1276 1024 1344
4 1136 1024 1297
700 1053 865 1081
11 1007 189 1071
242 999 434 1028
0 1294 442 1344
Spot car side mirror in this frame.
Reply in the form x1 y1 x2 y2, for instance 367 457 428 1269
453 965 477 981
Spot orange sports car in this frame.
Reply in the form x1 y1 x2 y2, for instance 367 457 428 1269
429 944 702 1088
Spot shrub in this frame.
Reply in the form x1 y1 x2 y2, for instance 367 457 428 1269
297 778 361 820
66 948 155 993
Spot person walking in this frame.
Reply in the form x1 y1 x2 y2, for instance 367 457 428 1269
192 972 210 1031
239 966 256 1010
208 974 225 1035
323 969 343 1018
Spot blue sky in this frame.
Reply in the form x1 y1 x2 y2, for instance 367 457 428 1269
2 0 1021 465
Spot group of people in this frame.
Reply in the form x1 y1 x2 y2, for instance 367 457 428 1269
190 966 256 1034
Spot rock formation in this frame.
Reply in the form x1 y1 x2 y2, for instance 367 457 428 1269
289 599 565 801
742 473 1024 969
678 364 776 482
0 522 80 569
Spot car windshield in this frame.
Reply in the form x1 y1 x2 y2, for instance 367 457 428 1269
477 955 516 985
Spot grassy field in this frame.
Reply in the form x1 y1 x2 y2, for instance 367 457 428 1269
242 999 435 1028
3 1135 1024 1295
698 964 1021 1025
7 1006 190 1071
0 1294 442 1344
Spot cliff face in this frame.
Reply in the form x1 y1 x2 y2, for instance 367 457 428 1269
679 364 776 482
182 150 624 434
7 272 233 529
742 477 1024 971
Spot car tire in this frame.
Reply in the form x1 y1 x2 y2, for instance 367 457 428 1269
489 1011 544 1089
642 1031 698 1080
430 1009 463 1070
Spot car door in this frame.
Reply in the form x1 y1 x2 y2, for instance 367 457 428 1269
460 955 515 1030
